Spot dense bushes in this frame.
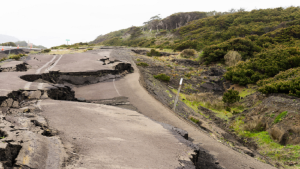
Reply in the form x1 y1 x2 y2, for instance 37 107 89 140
224 47 300 86
180 49 196 58
173 40 200 51
258 67 300 97
91 7 300 54
202 38 261 64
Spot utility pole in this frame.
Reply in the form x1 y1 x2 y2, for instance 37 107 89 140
173 78 183 112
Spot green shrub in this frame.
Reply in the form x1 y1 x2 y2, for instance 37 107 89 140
202 38 261 64
147 49 161 56
190 117 200 124
87 48 93 50
258 67 300 97
173 40 199 51
136 62 149 67
274 111 288 124
8 54 26 60
153 73 170 82
196 51 203 62
0 57 7 62
222 89 240 105
42 49 51 53
225 47 300 86
180 49 196 58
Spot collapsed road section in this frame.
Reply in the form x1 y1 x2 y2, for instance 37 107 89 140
0 50 223 169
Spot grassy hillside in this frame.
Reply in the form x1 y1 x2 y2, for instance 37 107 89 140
91 7 300 97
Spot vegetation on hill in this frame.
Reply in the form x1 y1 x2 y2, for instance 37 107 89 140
1 42 16 47
13 41 47 49
51 42 94 49
91 6 300 97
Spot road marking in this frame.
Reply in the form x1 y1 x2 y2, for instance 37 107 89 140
23 55 62 90
36 55 57 74
44 55 63 73
113 79 121 96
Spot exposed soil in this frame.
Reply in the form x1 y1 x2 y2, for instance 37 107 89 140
240 93 300 145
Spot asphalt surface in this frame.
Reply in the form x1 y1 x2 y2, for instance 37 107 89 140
0 49 277 169
0 50 196 169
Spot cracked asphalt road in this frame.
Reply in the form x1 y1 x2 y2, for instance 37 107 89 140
0 48 277 169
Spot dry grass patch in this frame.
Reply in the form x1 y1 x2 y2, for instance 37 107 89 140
186 93 224 111
224 50 242 67
49 49 87 55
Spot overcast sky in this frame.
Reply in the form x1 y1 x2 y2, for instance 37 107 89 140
0 0 299 48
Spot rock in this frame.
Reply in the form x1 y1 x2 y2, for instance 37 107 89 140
131 49 148 55
200 82 224 95
0 98 19 108
202 67 225 76
269 126 288 145
171 59 200 67
28 91 42 99
40 91 49 99
77 98 86 102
